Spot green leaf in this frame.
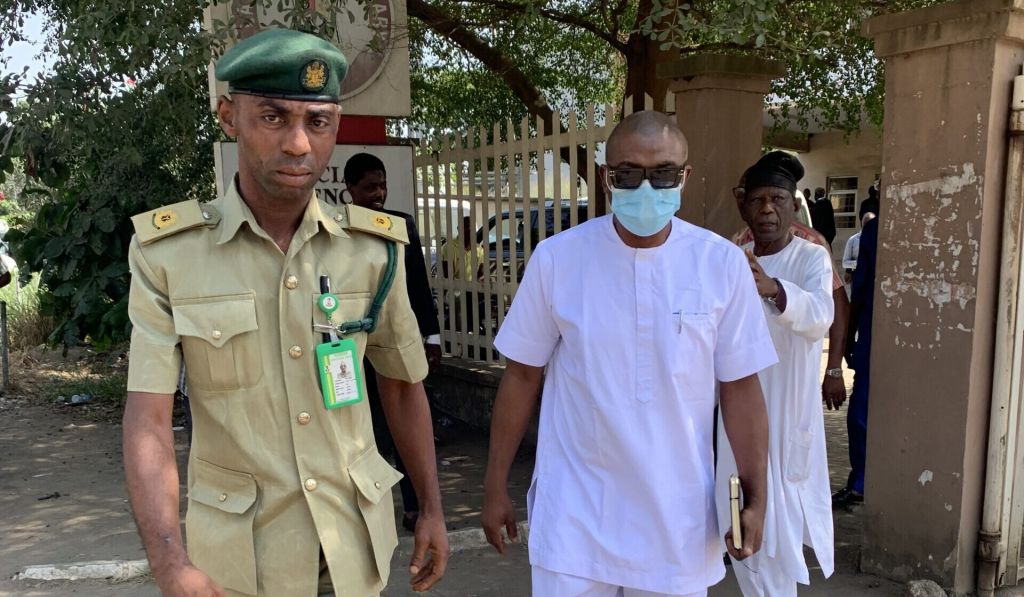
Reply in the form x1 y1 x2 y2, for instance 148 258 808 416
43 237 69 259
53 282 77 297
101 262 129 277
94 207 116 233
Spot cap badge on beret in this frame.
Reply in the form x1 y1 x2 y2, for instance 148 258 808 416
301 60 329 93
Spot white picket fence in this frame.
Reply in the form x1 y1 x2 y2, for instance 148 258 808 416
414 107 609 361
414 96 670 362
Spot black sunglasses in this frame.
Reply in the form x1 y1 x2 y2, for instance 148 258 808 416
606 166 687 190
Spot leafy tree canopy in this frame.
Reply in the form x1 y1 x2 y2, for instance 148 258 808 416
0 0 944 346
408 0 945 135
1 1 227 346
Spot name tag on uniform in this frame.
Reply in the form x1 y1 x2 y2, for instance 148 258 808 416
316 339 364 409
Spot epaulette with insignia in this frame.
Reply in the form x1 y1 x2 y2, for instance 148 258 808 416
131 200 221 246
343 205 409 244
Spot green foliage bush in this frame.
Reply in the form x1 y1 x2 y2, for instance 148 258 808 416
0 274 55 351
5 81 220 347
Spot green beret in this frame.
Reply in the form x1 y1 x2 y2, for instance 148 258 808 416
215 29 348 102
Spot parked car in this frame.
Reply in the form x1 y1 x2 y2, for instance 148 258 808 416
475 202 591 280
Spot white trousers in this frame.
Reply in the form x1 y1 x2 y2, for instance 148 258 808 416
730 553 797 597
531 566 707 597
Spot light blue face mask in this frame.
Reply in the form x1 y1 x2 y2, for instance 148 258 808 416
610 180 683 238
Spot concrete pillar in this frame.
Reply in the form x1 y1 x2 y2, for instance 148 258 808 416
657 54 785 237
861 1 1024 593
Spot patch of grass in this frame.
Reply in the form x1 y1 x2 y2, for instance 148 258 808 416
0 274 56 351
10 345 130 412
47 368 129 405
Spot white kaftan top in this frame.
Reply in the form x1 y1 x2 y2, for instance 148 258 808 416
495 216 778 594
716 236 835 584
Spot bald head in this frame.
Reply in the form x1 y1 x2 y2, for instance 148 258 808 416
606 111 688 165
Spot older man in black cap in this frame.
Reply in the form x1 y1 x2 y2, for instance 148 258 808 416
122 29 448 596
717 151 835 596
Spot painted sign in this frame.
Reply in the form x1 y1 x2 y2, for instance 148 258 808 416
203 0 411 116
213 142 416 216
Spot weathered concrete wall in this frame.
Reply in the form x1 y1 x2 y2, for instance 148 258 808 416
862 1 1024 593
659 55 785 238
426 358 538 445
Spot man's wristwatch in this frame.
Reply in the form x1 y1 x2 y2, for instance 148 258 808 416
825 367 843 378
761 278 782 307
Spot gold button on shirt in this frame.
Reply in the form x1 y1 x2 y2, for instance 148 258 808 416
126 181 425 596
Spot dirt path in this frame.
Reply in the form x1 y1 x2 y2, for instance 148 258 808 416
0 347 157 581
0 345 891 596
0 346 532 580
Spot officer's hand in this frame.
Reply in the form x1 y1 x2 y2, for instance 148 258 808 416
822 375 847 410
425 343 442 374
409 511 449 592
481 486 517 555
724 503 765 562
158 564 225 597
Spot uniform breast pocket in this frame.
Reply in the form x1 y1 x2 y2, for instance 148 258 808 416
311 291 372 323
172 293 262 392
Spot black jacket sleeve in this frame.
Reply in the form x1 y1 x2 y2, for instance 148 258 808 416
391 210 441 337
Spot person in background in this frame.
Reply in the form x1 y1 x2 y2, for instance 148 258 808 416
859 185 881 220
834 211 880 508
808 187 837 248
440 215 484 282
482 111 776 597
344 151 442 533
440 215 486 347
719 150 834 596
842 211 877 277
795 189 812 229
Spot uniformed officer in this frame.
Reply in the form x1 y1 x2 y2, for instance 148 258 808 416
122 28 449 597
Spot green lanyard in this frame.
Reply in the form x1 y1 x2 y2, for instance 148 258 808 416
317 241 399 337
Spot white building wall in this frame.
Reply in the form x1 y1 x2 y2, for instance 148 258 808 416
796 127 883 269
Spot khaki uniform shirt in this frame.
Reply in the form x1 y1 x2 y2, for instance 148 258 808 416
127 181 428 596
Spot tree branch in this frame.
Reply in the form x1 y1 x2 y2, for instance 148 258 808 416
677 41 756 54
449 0 627 52
608 0 631 39
408 0 598 193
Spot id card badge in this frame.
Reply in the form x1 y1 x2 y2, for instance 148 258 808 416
316 338 364 409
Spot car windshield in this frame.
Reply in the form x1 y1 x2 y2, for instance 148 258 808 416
487 213 524 245
480 203 590 248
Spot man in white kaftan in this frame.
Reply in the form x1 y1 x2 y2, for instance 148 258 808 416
481 111 779 597
717 151 835 596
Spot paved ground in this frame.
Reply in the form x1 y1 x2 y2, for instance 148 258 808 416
0 345 969 596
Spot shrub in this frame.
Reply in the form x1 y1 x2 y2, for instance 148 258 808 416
0 274 56 351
